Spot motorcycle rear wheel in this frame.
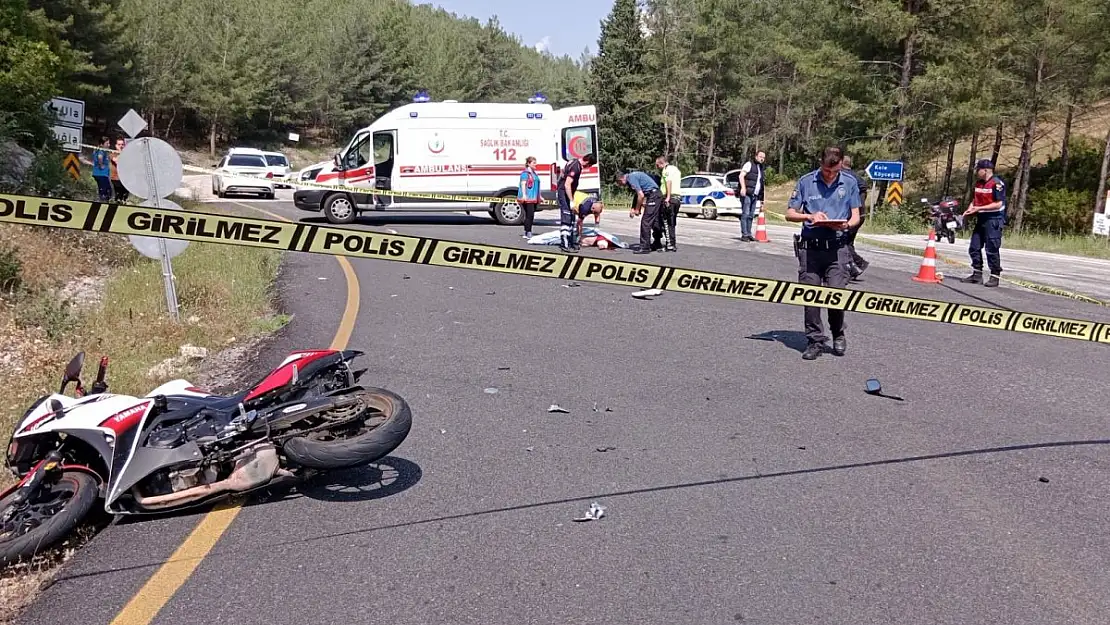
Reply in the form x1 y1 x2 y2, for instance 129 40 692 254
282 387 412 470
0 471 99 566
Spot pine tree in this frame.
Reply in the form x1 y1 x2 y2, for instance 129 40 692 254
589 0 661 179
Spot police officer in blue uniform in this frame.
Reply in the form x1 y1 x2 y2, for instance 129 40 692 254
619 170 663 255
960 159 1006 287
785 147 862 360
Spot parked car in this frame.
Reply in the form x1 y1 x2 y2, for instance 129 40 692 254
211 152 275 199
675 174 742 220
262 150 293 187
297 160 330 183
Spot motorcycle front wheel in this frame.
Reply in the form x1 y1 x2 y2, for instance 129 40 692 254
282 387 413 470
0 471 99 566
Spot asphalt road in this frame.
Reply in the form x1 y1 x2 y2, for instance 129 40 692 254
18 195 1110 625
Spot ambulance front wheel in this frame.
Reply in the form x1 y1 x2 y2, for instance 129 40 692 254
490 195 524 226
324 193 358 224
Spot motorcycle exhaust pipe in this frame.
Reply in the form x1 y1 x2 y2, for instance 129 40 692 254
135 445 291 509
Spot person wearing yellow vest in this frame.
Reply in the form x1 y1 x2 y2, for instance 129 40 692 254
656 155 680 252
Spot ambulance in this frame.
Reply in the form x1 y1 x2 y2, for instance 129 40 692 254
292 92 600 225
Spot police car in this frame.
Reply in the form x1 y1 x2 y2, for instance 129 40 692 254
674 173 742 220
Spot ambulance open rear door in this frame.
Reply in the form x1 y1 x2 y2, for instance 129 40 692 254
552 105 599 196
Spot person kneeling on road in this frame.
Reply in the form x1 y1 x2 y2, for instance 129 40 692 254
619 170 663 255
572 190 605 240
960 159 1006 288
785 146 862 361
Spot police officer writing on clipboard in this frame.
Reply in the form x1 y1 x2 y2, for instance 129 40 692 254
785 147 862 361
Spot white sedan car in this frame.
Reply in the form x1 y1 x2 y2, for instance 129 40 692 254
262 151 293 188
674 174 743 220
211 153 275 199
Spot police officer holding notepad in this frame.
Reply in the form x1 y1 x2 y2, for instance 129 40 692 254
785 147 862 360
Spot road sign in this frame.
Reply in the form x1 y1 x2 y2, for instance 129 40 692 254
885 181 903 206
45 96 84 128
51 125 82 153
63 153 80 180
117 138 182 200
129 198 190 260
117 135 185 321
865 160 904 181
117 109 147 138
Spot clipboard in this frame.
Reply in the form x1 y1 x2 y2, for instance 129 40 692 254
811 219 847 228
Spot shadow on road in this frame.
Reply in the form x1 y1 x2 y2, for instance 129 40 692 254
49 438 1106 584
746 330 809 353
292 456 423 503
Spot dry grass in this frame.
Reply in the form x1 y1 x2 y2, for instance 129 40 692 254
0 198 285 619
917 101 1110 189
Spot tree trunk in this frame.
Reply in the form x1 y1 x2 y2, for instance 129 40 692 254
209 121 217 157
942 135 956 196
704 126 716 171
1096 125 1110 215
964 131 980 206
895 4 917 159
1012 114 1037 232
1061 104 1074 182
1012 52 1046 232
778 137 786 175
991 121 1003 165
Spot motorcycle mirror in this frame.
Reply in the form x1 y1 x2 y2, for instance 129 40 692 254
63 352 85 383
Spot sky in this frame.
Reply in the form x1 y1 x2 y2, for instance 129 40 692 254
423 1 613 58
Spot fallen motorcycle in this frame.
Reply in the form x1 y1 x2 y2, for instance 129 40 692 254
0 348 412 566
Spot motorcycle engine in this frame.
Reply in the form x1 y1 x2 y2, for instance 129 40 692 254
147 425 185 449
169 465 218 492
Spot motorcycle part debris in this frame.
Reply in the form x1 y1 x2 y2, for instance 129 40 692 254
572 501 606 522
631 288 663 300
548 404 570 413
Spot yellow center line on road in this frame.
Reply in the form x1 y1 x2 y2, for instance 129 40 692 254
108 201 360 625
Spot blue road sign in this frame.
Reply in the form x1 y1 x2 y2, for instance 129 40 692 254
865 160 903 181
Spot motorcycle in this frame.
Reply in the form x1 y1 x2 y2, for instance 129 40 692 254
919 196 964 244
0 348 412 565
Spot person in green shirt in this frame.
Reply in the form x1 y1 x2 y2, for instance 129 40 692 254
655 155 681 252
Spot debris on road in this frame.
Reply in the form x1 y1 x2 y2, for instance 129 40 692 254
631 288 663 300
440 429 447 434
563 282 580 288
1039 476 1050 483
596 446 616 452
590 402 613 413
483 387 499 394
497 366 510 371
548 404 570 413
318 277 327 280
573 502 606 522
486 291 496 295
526 446 535 452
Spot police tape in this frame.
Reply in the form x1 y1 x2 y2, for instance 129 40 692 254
3 191 1106 345
79 143 569 207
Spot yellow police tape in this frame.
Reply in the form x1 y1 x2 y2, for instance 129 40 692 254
3 191 1106 345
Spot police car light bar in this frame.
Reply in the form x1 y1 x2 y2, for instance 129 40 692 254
413 90 431 103
528 92 547 104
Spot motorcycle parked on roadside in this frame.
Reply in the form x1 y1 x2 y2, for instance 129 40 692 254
919 196 964 244
0 348 412 566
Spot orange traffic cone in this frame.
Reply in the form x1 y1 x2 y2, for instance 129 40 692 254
912 229 942 283
754 209 770 242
